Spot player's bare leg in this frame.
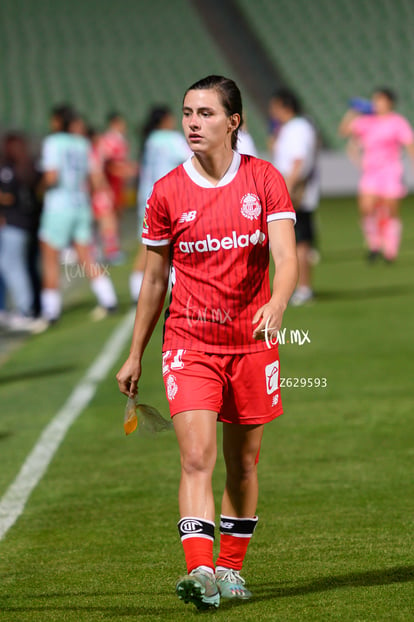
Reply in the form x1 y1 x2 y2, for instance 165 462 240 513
215 423 264 600
359 193 382 260
99 211 122 263
221 423 263 517
381 197 402 261
40 241 62 322
74 242 117 317
173 409 220 609
290 240 313 305
173 409 217 520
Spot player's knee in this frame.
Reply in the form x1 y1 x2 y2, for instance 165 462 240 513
226 452 257 482
181 445 215 476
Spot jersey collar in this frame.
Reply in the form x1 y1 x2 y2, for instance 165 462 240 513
183 151 241 188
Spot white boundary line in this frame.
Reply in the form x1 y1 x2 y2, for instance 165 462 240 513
0 308 135 541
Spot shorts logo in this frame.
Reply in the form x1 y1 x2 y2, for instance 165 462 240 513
180 519 203 533
179 210 197 223
265 360 279 395
241 193 262 220
272 394 279 407
166 374 178 400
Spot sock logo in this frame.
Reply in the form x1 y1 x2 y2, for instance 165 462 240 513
220 521 235 530
180 519 204 534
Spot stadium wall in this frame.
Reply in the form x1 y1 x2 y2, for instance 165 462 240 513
318 152 414 197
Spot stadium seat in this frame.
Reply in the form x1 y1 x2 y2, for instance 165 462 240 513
236 0 414 147
0 0 266 150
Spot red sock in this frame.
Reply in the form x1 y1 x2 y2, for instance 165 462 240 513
102 231 120 257
178 517 215 574
215 516 258 571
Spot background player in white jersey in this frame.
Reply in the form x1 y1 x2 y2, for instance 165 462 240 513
39 106 117 324
117 76 298 610
270 89 319 305
237 119 258 157
129 105 191 302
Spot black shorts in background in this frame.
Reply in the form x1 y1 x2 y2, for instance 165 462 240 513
295 209 316 244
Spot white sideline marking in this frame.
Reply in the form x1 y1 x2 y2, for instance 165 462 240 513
0 308 135 541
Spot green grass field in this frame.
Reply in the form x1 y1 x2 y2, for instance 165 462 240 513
0 197 413 621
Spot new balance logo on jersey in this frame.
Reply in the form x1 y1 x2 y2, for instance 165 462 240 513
178 230 266 254
178 210 197 223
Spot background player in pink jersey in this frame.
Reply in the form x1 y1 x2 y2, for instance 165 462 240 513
116 76 298 610
339 88 414 262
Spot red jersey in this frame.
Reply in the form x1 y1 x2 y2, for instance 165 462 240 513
98 130 129 207
142 152 295 354
98 130 128 161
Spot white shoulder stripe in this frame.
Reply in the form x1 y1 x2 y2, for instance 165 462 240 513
141 237 171 246
267 212 296 223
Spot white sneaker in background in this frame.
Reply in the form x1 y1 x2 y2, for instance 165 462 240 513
290 287 314 307
7 314 49 334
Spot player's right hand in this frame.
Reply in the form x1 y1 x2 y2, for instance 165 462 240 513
116 356 141 397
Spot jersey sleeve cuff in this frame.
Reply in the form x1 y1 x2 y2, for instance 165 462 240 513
141 237 171 246
267 212 297 224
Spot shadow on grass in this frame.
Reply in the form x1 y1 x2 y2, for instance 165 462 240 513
318 248 364 264
64 299 133 315
320 245 414 265
0 430 13 441
0 364 77 385
2 566 413 615
252 564 414 602
316 284 413 302
0 605 180 617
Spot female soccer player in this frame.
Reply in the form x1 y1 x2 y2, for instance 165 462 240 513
339 88 414 262
39 106 118 324
116 75 298 610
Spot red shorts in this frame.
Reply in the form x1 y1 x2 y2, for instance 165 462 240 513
92 189 115 218
162 348 283 425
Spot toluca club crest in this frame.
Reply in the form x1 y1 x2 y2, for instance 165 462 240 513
240 193 262 220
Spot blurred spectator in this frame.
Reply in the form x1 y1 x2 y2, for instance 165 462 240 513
0 132 45 332
339 87 414 262
39 105 118 324
129 105 190 302
0 274 6 326
270 89 319 305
